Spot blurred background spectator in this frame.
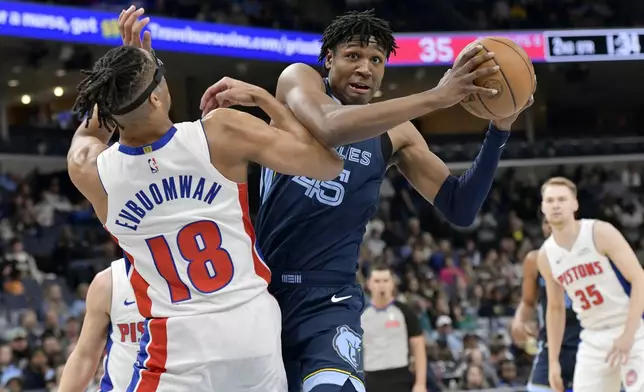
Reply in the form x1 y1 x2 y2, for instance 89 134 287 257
1 0 644 391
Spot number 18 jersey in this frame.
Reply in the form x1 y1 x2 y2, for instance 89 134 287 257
543 219 633 330
97 121 271 319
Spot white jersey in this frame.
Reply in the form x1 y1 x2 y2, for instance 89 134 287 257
100 259 145 391
96 121 271 319
543 219 634 330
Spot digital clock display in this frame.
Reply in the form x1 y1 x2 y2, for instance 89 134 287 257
545 29 644 62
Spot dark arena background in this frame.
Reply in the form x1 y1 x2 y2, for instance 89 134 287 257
0 0 643 391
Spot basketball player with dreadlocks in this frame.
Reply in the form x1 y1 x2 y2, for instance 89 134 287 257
200 10 535 392
66 6 343 392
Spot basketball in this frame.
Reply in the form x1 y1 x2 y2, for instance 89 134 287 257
458 37 535 120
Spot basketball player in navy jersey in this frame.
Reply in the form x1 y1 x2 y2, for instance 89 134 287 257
201 10 534 392
512 217 581 392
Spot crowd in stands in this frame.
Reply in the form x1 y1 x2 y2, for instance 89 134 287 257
33 0 643 32
0 161 643 391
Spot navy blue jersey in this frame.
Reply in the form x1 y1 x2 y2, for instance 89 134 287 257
256 135 389 273
537 273 582 349
255 82 391 274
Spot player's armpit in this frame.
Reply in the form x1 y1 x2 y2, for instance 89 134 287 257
58 269 111 392
208 108 343 180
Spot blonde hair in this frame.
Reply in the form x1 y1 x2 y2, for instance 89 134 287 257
540 177 577 197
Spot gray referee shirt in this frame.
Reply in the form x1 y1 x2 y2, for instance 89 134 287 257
361 300 422 372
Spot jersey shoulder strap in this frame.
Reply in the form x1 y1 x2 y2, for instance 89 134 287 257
172 120 211 164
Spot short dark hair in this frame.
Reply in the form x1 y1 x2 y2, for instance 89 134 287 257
318 9 397 68
368 262 392 277
72 46 155 132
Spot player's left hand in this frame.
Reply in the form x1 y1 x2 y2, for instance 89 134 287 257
492 74 537 131
606 332 634 368
412 382 427 392
200 77 266 116
118 5 152 52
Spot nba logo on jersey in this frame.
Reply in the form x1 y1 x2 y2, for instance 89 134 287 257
148 158 159 173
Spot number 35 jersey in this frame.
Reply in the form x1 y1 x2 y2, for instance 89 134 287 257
97 121 271 319
543 219 634 331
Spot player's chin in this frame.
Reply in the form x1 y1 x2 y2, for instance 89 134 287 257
343 85 372 102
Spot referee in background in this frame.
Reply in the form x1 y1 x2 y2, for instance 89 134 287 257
362 264 427 392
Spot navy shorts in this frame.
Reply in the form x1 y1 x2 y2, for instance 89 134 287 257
270 271 366 392
528 341 576 392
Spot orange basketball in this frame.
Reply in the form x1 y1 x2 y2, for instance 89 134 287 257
458 37 535 120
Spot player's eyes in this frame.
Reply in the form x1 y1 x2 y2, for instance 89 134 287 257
372 57 382 64
347 53 359 59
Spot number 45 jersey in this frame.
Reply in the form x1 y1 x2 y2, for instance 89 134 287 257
98 121 271 319
543 219 634 331
256 132 390 275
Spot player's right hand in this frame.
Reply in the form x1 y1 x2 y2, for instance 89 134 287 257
432 45 499 108
548 362 565 392
200 77 266 116
510 318 537 344
118 5 152 52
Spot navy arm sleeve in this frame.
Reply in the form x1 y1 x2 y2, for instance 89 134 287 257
433 122 508 227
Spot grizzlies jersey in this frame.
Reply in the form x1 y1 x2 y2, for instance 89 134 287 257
256 81 391 274
536 271 582 349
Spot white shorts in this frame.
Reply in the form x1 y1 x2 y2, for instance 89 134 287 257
127 291 286 392
574 324 644 392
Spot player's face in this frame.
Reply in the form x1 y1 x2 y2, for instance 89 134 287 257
541 185 578 227
325 37 386 105
367 269 394 298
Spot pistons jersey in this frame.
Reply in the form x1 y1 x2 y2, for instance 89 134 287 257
543 219 639 330
96 121 271 319
100 259 144 391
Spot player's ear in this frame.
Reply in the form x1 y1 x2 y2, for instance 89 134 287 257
149 92 162 109
325 49 333 70
573 198 579 213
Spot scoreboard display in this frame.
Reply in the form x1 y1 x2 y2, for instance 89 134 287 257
545 29 644 62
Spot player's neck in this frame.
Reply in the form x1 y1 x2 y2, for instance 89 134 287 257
118 117 175 147
551 219 581 251
371 296 393 308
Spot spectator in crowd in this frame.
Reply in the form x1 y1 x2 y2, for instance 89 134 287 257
4 238 43 284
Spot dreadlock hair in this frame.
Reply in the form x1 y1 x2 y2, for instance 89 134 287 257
72 46 156 132
318 9 397 70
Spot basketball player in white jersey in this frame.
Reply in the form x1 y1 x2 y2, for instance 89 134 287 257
59 259 145 391
537 177 644 392
65 7 342 392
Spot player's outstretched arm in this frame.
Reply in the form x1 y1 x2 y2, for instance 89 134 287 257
389 76 535 227
67 109 111 214
594 221 644 344
59 268 112 392
511 250 540 344
201 46 498 148
273 52 498 147
536 249 566 370
203 108 343 180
